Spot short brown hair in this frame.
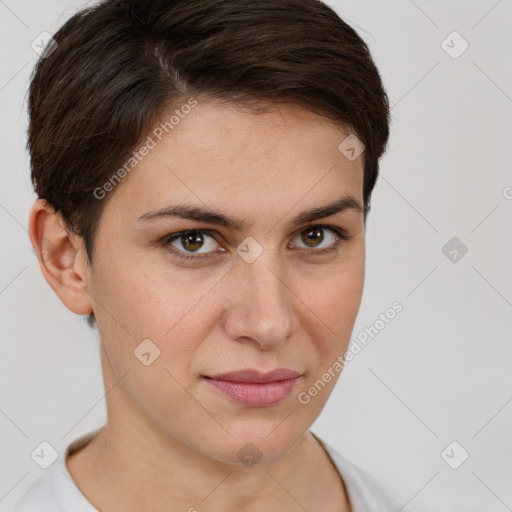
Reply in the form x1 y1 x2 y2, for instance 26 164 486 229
28 0 390 327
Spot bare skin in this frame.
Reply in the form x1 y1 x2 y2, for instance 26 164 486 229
66 417 350 511
30 100 365 511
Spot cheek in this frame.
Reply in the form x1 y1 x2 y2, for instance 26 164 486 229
301 257 365 349
97 249 212 327
91 269 215 421
295 266 364 411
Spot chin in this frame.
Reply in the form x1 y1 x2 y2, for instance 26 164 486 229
198 423 306 467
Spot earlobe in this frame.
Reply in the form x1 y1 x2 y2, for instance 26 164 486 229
28 198 93 316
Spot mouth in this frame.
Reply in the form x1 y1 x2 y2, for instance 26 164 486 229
202 368 303 407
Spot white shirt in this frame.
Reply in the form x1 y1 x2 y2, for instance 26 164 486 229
13 429 400 512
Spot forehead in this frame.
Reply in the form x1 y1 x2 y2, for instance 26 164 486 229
104 101 364 222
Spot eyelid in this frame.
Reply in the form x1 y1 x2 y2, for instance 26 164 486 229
161 225 351 260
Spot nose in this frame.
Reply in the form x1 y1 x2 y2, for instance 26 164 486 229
222 253 298 349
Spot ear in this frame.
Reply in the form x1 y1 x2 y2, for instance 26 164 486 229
28 198 93 316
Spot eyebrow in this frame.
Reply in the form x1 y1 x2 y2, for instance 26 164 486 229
136 195 365 230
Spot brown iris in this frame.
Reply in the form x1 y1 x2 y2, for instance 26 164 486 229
181 232 205 252
301 228 324 247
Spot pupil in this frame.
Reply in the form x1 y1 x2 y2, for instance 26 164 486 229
303 228 323 247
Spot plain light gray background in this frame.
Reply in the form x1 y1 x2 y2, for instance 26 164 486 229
1 1 511 511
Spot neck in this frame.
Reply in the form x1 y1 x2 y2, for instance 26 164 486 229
67 420 348 512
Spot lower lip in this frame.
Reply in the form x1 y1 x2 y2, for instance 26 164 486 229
203 377 300 407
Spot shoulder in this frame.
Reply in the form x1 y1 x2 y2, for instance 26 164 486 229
13 429 102 512
12 469 58 512
312 433 402 512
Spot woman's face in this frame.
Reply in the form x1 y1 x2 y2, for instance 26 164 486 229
85 100 366 464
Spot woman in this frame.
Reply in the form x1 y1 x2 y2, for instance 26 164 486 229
16 0 399 510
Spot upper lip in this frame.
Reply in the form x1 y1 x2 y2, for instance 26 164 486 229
205 369 302 383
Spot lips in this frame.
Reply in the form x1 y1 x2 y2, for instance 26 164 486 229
206 368 301 383
203 368 302 407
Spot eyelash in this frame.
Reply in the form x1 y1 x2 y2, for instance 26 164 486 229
161 225 352 261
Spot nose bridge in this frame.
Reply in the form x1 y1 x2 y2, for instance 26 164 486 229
224 248 296 347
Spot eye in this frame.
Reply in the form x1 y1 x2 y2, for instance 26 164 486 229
161 225 351 261
289 225 350 255
163 230 222 260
